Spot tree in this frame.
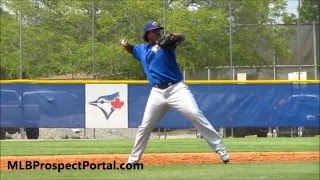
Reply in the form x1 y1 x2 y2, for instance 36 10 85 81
166 0 294 67
1 0 295 79
298 0 320 23
0 6 21 79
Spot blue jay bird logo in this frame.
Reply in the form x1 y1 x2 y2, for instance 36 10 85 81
89 92 124 120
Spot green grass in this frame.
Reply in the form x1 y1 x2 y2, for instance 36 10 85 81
1 137 319 180
1 162 319 180
1 137 319 156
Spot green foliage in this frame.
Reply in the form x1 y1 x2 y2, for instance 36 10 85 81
298 0 320 23
0 8 21 78
1 0 295 79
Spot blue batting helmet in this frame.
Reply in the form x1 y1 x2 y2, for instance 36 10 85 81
143 21 164 42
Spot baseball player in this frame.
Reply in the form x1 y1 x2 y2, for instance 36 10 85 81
120 20 230 164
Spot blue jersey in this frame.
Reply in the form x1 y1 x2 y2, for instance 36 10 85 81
132 44 183 86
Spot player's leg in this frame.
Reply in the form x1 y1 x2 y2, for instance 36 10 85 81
168 84 229 163
127 89 169 163
168 83 225 151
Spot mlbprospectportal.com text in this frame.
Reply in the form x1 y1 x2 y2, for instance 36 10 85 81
7 160 144 172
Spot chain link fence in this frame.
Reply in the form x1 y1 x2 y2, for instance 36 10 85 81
1 0 319 139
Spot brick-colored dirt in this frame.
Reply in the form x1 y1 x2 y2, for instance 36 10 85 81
1 152 319 169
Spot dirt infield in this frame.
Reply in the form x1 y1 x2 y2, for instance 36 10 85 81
1 151 319 169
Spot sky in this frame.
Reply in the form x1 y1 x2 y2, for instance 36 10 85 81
286 0 299 16
185 0 300 16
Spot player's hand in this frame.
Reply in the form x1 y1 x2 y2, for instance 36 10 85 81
120 39 128 47
170 33 184 42
170 33 179 41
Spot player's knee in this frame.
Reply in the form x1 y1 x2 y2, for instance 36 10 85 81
138 124 154 131
186 109 202 119
136 126 153 136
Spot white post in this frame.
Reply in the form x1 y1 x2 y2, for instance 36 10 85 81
19 0 26 140
312 21 318 80
228 0 233 80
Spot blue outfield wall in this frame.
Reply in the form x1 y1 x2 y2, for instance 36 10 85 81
128 84 320 128
0 84 85 128
0 82 319 128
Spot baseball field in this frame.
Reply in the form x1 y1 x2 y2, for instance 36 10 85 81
0 137 319 179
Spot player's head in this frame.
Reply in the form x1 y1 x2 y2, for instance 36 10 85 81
143 21 164 42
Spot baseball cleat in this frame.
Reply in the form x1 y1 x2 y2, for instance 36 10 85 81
217 149 230 163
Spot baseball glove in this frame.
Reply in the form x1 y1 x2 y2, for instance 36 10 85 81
156 34 180 49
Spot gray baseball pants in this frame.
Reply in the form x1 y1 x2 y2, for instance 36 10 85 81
127 82 226 163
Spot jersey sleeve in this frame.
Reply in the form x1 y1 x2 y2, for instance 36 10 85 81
132 44 143 62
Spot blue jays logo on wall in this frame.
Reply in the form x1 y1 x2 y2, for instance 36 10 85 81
85 84 128 128
89 92 124 120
